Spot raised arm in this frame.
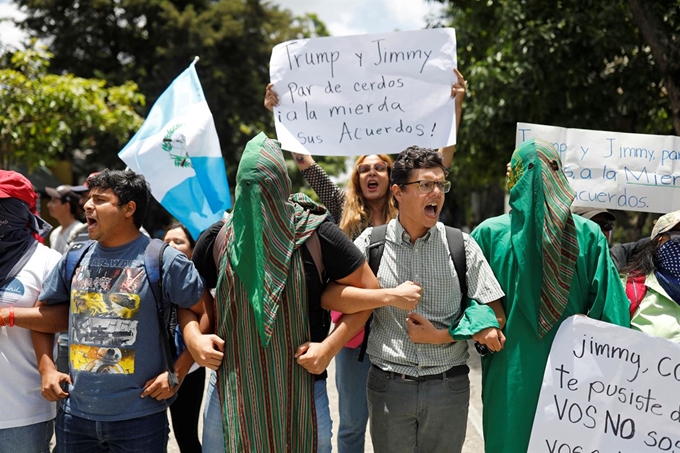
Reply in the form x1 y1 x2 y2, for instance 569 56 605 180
439 68 466 168
265 82 345 222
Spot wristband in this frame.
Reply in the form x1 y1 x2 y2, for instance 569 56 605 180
9 306 14 327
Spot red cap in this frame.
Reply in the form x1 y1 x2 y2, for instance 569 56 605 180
0 170 37 209
71 172 100 192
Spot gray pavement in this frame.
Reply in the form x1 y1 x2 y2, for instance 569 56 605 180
167 342 485 452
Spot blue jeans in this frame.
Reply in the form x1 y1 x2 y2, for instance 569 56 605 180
203 371 332 452
367 366 470 453
0 420 53 453
55 408 168 453
335 346 371 453
315 379 332 453
201 371 223 452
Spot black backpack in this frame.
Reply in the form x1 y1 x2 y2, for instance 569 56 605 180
65 239 179 387
358 225 467 362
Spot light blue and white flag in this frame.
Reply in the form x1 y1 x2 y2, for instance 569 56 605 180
119 58 231 240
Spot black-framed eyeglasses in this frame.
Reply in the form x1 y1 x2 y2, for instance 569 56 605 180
595 221 614 232
357 162 388 174
402 180 451 194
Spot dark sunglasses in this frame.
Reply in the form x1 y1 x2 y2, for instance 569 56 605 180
595 221 614 232
357 162 388 174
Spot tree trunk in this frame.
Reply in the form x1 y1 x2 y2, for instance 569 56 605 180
628 0 680 135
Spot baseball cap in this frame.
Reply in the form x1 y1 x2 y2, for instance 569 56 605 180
45 185 81 203
571 206 616 222
71 172 100 193
0 170 52 236
0 170 37 208
651 210 680 239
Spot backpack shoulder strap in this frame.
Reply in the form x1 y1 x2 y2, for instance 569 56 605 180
65 240 95 286
213 222 228 269
359 225 388 362
304 231 325 284
367 225 388 276
143 238 179 387
445 227 467 300
144 238 166 308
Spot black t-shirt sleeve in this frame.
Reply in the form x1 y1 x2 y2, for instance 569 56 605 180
192 220 224 289
316 220 366 281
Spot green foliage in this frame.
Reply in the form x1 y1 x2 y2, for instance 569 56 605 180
0 43 144 170
14 0 344 191
428 0 679 225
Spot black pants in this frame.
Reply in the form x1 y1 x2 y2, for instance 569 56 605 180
169 366 206 453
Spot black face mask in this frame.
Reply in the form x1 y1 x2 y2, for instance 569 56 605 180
0 199 31 239
0 198 37 288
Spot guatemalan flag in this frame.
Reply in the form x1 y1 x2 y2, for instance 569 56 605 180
119 58 231 240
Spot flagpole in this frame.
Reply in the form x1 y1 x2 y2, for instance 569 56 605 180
191 56 200 66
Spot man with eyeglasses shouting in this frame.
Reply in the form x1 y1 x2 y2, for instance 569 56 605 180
323 146 507 453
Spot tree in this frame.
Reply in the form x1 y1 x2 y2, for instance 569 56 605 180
429 0 678 226
14 0 346 194
0 44 144 171
628 0 680 134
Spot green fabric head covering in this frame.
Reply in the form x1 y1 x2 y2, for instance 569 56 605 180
227 132 327 346
508 138 580 338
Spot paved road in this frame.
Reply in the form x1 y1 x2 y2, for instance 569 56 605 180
168 343 485 452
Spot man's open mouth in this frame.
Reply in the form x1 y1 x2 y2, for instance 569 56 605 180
424 203 438 218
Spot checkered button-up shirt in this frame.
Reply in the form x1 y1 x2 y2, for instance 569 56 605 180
354 219 505 376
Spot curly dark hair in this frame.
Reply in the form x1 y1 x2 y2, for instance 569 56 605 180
390 146 450 187
86 169 150 228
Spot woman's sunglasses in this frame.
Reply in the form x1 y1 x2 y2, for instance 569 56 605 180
357 162 388 174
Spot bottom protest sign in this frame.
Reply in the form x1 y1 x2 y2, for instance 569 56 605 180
528 316 680 453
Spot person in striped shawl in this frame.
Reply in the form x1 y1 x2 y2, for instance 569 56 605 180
180 132 403 452
470 138 630 453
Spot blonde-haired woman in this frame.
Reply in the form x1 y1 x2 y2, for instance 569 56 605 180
264 70 466 452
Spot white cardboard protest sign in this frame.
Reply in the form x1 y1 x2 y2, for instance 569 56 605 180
528 316 680 453
269 29 458 156
516 123 680 214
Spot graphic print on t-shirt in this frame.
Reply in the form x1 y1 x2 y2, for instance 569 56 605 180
0 277 25 298
69 263 145 374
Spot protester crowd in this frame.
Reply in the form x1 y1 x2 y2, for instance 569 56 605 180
1 70 679 453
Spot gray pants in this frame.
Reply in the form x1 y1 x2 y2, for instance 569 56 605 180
367 365 470 453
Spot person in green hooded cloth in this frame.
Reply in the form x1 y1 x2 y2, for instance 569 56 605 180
470 138 630 453
179 132 420 453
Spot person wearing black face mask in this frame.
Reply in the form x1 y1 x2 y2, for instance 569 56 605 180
622 210 680 342
0 170 62 452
